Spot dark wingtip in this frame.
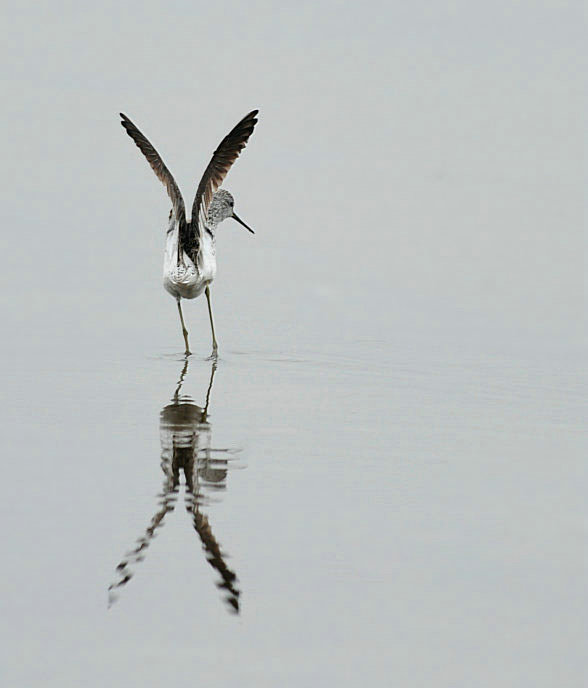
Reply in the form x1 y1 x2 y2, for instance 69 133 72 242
241 109 259 125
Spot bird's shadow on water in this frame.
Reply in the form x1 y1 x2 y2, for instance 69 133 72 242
108 356 242 614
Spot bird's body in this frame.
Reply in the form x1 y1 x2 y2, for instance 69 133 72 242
163 215 216 301
120 110 258 355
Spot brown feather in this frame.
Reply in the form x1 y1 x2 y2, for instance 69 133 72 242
191 110 259 238
120 113 186 225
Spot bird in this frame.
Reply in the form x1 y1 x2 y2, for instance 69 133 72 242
119 109 259 356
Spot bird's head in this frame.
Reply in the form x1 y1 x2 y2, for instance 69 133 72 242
208 189 254 233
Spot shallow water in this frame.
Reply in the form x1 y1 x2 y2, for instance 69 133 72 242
1 1 584 685
2 326 584 686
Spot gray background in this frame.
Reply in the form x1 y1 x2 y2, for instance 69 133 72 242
1 1 584 686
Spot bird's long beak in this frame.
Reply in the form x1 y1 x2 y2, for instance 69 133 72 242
232 212 255 234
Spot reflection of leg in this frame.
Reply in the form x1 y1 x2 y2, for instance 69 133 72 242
203 359 217 417
173 357 190 400
205 286 218 353
176 298 191 355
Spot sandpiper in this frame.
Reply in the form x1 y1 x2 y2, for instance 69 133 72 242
120 110 259 355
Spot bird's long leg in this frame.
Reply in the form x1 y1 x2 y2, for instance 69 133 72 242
205 286 218 354
176 298 191 355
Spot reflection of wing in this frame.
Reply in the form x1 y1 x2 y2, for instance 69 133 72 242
189 497 240 613
108 484 178 607
120 113 186 225
191 110 258 243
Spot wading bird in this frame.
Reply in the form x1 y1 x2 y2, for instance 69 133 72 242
120 110 259 355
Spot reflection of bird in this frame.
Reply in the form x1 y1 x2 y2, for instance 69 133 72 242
120 110 259 355
108 359 241 613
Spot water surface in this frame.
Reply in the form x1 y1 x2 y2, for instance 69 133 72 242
1 1 584 685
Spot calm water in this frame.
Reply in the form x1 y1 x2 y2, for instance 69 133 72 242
2 325 584 686
1 1 584 686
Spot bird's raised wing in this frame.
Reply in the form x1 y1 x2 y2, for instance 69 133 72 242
191 110 259 235
120 113 186 224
